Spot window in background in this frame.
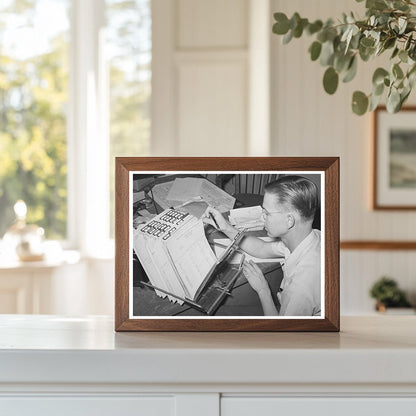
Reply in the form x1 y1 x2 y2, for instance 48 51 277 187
106 0 151 237
0 0 70 239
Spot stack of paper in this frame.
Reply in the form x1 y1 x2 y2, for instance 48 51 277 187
229 205 264 231
133 208 219 304
152 178 235 216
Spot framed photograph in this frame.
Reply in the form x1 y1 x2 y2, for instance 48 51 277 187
115 157 339 331
374 106 416 210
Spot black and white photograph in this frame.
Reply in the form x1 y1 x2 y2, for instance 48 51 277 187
129 172 324 318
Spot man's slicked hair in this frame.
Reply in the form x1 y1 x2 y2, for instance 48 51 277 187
264 175 319 221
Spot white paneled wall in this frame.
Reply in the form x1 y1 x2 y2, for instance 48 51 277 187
271 0 416 313
152 0 250 156
177 58 247 155
150 0 416 314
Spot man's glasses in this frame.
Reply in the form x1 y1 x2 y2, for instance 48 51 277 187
261 206 286 217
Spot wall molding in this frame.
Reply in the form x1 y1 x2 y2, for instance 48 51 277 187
340 241 416 250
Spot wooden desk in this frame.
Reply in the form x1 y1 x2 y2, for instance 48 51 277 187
132 226 282 316
133 224 283 316
132 188 278 317
132 260 282 317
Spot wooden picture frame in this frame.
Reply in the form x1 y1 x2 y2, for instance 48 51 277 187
115 157 339 331
373 106 416 210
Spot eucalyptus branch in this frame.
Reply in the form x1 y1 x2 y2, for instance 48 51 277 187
272 0 416 115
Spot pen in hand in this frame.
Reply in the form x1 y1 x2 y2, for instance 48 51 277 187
209 212 219 229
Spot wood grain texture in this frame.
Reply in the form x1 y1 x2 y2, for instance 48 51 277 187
114 157 340 332
341 241 416 250
325 157 340 331
114 159 130 330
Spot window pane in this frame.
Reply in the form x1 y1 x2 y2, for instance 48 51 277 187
106 0 151 237
0 0 70 239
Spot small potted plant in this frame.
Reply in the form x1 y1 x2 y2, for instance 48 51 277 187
370 276 413 313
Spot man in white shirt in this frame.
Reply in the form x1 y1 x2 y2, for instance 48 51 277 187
204 175 321 316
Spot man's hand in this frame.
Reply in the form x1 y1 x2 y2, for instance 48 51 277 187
242 260 270 295
202 206 236 235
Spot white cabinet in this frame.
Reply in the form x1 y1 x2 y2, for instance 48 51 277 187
1 397 175 416
0 316 415 415
222 398 416 416
0 255 113 315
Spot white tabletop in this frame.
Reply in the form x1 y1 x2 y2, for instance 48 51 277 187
0 315 415 386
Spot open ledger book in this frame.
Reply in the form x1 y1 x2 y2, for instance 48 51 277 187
133 208 238 305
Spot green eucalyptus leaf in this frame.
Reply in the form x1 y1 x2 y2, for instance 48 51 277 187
350 33 361 49
347 13 356 24
293 18 307 38
317 29 328 43
391 47 399 59
360 37 375 48
342 56 358 83
323 67 339 94
333 35 342 52
273 13 290 35
397 80 405 89
334 51 352 72
369 92 383 111
386 87 401 113
341 26 352 42
372 67 389 85
366 0 388 10
309 41 322 61
393 0 409 12
405 34 413 51
383 37 396 50
282 29 294 44
398 17 407 34
289 12 301 32
307 20 323 35
374 82 385 96
401 89 411 106
377 14 389 25
325 27 338 42
406 65 416 90
408 63 416 77
359 44 375 61
399 49 408 63
409 45 416 60
390 21 400 34
393 63 404 79
352 91 369 115
344 25 359 53
320 40 335 66
271 2 416 115
408 71 416 88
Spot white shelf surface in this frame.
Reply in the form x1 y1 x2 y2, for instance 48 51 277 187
0 315 415 388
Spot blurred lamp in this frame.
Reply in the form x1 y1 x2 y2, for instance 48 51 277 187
3 200 45 261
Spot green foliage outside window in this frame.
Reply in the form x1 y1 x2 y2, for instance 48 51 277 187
107 0 151 237
0 0 151 240
0 1 69 238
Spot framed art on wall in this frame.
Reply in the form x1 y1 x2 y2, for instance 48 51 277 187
374 106 416 210
115 157 339 331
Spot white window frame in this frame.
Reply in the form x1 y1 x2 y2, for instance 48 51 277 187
68 0 112 258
